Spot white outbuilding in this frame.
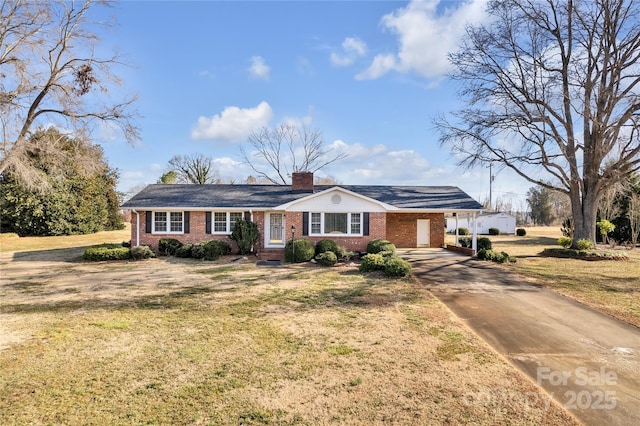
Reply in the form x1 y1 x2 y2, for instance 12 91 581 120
446 212 517 235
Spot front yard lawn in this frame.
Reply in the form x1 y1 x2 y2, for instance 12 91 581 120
0 233 577 425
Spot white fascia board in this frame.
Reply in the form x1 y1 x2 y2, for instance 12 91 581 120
391 208 484 214
120 207 260 211
275 186 397 211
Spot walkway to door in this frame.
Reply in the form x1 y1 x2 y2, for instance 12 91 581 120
401 250 640 426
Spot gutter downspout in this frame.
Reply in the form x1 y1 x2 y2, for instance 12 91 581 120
131 209 140 247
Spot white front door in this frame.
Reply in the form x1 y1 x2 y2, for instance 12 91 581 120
417 219 430 247
266 213 285 247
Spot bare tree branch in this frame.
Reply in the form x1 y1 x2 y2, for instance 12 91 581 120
168 154 221 184
436 0 640 245
240 124 348 185
0 0 139 184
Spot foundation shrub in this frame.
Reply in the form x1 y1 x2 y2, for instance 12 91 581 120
488 227 500 235
285 238 315 263
316 251 338 266
131 245 155 260
175 244 193 258
516 228 526 236
315 239 338 256
158 238 183 256
457 227 470 235
83 244 131 261
366 239 396 255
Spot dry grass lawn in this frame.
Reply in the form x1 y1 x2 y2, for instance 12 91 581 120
0 229 577 425
490 226 640 328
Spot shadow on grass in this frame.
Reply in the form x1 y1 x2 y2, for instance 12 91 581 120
497 236 559 247
11 246 93 263
0 265 420 315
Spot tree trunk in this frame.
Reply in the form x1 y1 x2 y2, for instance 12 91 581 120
571 190 598 248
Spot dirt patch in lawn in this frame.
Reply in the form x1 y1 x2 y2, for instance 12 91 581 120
0 247 578 425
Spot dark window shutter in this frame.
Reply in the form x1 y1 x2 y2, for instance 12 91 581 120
205 212 212 234
184 211 190 234
244 211 251 222
302 212 309 236
363 212 370 236
145 211 152 233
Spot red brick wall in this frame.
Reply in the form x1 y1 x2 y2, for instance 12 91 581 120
130 211 239 251
283 211 386 253
386 213 445 248
129 210 443 252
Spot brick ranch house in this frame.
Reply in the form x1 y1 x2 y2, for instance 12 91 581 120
121 172 483 259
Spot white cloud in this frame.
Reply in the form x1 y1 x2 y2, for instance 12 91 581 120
248 56 270 80
191 101 273 141
330 37 368 67
323 139 447 185
357 0 488 81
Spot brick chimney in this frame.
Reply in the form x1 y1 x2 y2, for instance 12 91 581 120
292 171 314 192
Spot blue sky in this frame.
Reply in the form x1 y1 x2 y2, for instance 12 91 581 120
97 0 531 207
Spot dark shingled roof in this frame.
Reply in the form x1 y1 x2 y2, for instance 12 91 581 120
121 184 483 211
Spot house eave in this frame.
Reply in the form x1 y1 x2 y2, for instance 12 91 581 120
274 186 397 211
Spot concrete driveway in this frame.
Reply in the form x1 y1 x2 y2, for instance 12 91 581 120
401 249 640 426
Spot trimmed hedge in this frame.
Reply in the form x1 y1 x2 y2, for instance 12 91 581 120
359 253 386 272
285 238 315 263
384 257 412 277
367 239 396 255
516 228 526 237
83 244 131 261
199 240 231 261
488 228 500 235
477 248 515 264
158 238 183 256
175 243 193 258
315 239 338 256
316 251 338 266
130 245 155 260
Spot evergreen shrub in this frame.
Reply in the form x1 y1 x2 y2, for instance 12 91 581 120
158 238 183 256
285 238 315 263
316 251 338 266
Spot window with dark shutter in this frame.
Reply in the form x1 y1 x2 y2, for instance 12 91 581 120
244 211 251 221
145 211 152 233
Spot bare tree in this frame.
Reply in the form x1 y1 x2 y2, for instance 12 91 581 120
437 0 640 248
168 154 220 184
629 192 640 248
598 182 625 222
0 0 139 188
240 124 347 185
